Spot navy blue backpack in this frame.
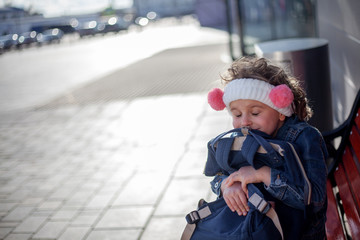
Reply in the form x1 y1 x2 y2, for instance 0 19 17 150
181 128 311 240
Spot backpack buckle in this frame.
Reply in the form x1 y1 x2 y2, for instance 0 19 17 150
186 210 200 224
249 193 270 213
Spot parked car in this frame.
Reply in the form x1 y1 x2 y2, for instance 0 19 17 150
0 40 4 54
0 34 19 50
134 17 149 27
36 28 64 45
76 20 98 37
17 31 38 47
97 16 131 34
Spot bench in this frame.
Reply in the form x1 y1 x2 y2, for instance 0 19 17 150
323 89 360 239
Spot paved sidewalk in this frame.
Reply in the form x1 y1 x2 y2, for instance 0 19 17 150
0 32 233 239
0 93 232 240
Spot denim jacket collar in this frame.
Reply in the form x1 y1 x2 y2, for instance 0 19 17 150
275 116 308 142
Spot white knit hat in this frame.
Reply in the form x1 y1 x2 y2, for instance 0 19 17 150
208 78 294 116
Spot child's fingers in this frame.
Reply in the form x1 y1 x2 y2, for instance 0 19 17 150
232 196 247 215
224 196 246 215
224 197 235 212
239 192 250 212
242 184 249 198
224 175 237 187
223 177 230 185
228 194 249 216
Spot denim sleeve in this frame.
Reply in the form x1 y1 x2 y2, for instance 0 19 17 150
265 127 328 211
210 174 228 197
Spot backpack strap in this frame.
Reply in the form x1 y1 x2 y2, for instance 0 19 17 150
181 204 212 240
207 128 284 175
181 185 284 240
181 223 196 240
215 138 237 173
248 192 284 240
247 131 281 161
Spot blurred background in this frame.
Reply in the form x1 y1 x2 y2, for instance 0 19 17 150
0 0 359 240
0 0 359 123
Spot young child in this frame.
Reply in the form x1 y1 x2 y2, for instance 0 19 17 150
206 56 328 239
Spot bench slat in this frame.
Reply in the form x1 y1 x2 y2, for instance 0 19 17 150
350 125 360 167
324 90 360 239
342 146 360 215
354 109 360 129
334 163 360 239
325 180 345 239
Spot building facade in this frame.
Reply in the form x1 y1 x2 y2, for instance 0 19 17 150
317 0 360 126
133 0 195 18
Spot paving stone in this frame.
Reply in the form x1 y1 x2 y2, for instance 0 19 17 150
51 210 78 221
37 201 62 211
95 206 153 229
58 202 84 210
112 172 168 206
154 177 213 216
58 226 89 240
0 228 12 239
141 216 186 240
98 101 127 118
70 211 100 227
0 203 16 212
0 185 18 195
31 211 53 218
95 183 119 196
174 149 208 178
117 96 201 148
197 110 232 134
86 229 141 240
2 207 34 222
21 198 44 206
65 190 95 206
4 233 32 240
13 216 47 233
84 193 114 210
0 212 7 218
131 145 185 173
32 221 68 239
0 222 18 228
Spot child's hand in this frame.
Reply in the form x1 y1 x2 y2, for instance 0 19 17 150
224 166 271 196
221 181 249 216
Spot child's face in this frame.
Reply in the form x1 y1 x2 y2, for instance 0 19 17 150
229 99 285 136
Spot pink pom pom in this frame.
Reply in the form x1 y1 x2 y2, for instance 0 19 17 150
208 88 226 111
269 84 294 108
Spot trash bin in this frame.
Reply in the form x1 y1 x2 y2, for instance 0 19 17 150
254 38 333 132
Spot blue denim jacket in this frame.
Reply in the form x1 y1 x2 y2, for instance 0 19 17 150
209 116 328 239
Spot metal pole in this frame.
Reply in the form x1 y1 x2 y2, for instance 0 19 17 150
235 0 245 56
225 0 236 60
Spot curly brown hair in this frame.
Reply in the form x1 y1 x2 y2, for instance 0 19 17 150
221 56 312 121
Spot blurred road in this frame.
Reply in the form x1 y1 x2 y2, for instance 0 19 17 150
0 18 233 240
0 18 229 113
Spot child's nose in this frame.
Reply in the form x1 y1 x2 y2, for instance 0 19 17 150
241 116 251 127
